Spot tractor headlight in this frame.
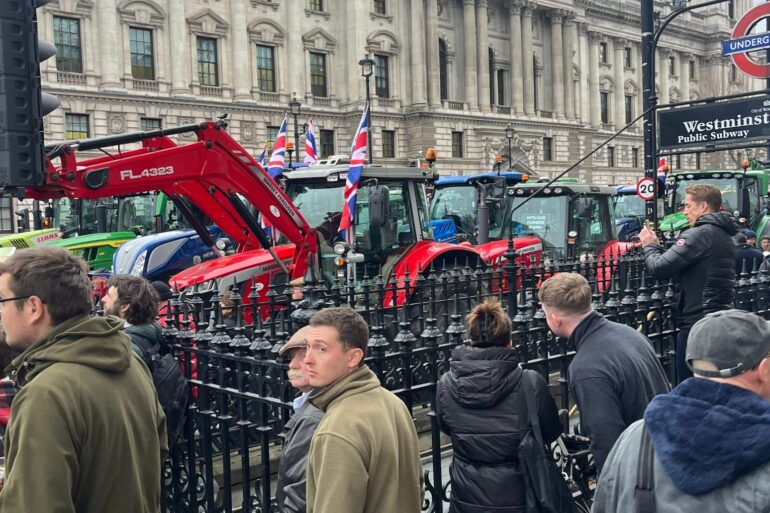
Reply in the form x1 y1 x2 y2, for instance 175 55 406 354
130 251 147 276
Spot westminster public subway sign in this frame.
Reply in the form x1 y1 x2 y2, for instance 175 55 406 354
657 97 770 151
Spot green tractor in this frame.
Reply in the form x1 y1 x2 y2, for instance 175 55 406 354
659 158 770 241
46 193 178 270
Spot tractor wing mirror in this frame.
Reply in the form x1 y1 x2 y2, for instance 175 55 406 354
368 184 390 228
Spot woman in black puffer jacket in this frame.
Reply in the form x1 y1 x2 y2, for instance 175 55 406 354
436 300 562 513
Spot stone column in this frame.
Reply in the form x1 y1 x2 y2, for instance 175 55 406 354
411 0 428 105
521 2 536 115
588 31 601 128
577 22 590 122
463 0 479 110
548 10 565 118
426 0 442 107
477 0 491 112
562 13 576 119
679 51 690 102
97 0 122 90
509 1 524 114
614 37 625 128
167 0 191 96
659 48 670 105
288 1 306 99
230 0 251 100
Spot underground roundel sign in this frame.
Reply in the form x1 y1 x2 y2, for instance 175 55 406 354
728 3 770 78
636 177 656 202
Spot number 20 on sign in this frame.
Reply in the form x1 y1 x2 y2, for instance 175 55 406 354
636 177 656 201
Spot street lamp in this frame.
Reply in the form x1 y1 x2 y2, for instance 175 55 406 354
289 93 302 164
505 124 515 172
359 49 375 164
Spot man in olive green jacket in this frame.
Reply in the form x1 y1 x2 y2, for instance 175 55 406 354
304 307 422 513
0 247 167 513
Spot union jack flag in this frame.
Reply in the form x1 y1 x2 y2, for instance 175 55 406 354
304 119 318 164
657 157 668 176
256 141 268 167
267 115 288 178
339 104 370 237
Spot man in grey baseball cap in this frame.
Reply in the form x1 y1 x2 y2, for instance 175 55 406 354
593 309 770 513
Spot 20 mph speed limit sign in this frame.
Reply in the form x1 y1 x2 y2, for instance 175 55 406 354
636 177 656 201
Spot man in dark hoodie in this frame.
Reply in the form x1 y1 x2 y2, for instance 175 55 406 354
0 247 167 512
539 273 670 474
639 184 739 384
593 309 770 513
103 274 164 360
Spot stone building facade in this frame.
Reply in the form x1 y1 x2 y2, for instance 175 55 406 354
37 0 762 188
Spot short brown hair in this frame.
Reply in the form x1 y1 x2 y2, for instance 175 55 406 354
0 247 92 325
310 307 368 356
685 184 722 212
107 275 159 325
538 273 592 316
466 299 512 347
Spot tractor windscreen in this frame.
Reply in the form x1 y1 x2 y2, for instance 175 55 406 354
430 185 477 238
614 193 645 218
506 196 568 251
670 177 738 213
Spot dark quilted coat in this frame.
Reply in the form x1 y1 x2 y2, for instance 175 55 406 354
643 212 739 327
436 345 561 513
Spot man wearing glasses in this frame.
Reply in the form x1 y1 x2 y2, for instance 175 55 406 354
593 310 770 512
0 247 167 513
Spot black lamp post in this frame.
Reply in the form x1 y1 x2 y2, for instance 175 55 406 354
289 93 302 164
641 0 729 225
359 49 375 164
505 124 515 172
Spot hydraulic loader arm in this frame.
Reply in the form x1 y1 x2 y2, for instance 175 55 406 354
26 120 318 279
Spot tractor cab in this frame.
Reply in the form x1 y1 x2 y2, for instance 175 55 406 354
429 171 527 244
501 183 618 260
661 169 768 240
283 165 438 284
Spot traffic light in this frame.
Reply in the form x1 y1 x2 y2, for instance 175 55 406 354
0 0 59 190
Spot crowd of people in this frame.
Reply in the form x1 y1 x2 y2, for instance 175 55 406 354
0 182 766 512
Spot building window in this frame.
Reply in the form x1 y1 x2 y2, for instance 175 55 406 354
373 0 386 15
266 125 279 154
632 147 639 168
696 152 701 169
309 0 323 11
600 42 608 64
309 52 328 97
320 129 334 158
600 92 609 124
623 47 632 68
439 39 448 100
382 130 395 158
53 16 82 73
543 137 553 161
140 118 162 131
688 60 695 80
451 131 463 158
0 197 12 233
607 146 615 167
625 95 634 124
729 0 734 19
256 45 276 92
497 70 506 105
374 55 390 98
129 27 154 80
675 154 682 169
196 37 219 86
731 66 738 82
668 56 676 76
489 48 496 106
65 113 89 140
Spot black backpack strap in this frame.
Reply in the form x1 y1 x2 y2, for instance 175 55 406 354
521 369 545 448
635 425 656 513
